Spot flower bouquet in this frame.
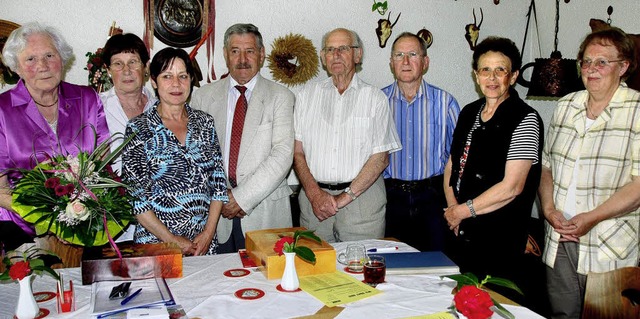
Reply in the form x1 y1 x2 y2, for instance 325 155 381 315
11 135 136 247
442 273 523 319
273 229 322 264
0 246 60 282
85 48 112 92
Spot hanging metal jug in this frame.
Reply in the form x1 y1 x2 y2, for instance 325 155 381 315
517 51 584 98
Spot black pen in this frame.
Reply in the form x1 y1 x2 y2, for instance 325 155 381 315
120 288 142 306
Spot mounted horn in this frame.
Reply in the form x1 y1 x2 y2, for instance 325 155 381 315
464 8 483 50
375 11 402 48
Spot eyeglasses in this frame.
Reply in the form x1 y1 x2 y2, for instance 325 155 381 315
578 58 624 70
391 51 423 61
323 45 359 55
110 59 143 71
476 67 510 78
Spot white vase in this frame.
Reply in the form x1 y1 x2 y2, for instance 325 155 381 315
280 252 300 291
15 274 39 319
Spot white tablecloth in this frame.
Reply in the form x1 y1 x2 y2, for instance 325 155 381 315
0 239 544 319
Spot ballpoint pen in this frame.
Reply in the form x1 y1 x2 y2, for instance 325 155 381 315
367 247 399 253
121 288 142 306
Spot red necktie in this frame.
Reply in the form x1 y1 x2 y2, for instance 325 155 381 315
228 85 247 188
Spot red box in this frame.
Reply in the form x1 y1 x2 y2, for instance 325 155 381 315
81 242 182 285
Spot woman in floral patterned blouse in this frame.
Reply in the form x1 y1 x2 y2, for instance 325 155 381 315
122 47 227 255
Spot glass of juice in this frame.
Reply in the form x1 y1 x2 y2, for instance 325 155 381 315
363 255 386 286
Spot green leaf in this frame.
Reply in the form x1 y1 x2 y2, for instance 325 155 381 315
485 277 524 295
441 273 480 288
294 246 316 264
295 230 322 244
491 299 516 319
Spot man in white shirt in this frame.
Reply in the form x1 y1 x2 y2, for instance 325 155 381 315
191 23 295 252
293 28 401 242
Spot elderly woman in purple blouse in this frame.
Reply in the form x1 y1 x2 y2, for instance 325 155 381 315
0 22 110 251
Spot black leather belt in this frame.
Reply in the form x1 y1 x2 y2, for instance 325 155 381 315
385 176 442 192
317 182 351 191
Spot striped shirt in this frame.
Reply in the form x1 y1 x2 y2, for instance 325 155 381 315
382 80 460 180
294 75 401 183
542 84 640 274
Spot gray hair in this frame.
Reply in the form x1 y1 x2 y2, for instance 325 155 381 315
321 28 364 61
223 23 264 49
1 22 74 72
391 32 428 56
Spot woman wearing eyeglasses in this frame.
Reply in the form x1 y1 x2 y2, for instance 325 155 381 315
443 37 543 307
100 33 157 243
0 22 110 251
539 27 640 318
100 33 157 175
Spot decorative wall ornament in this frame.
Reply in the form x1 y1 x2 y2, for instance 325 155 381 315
0 19 20 87
517 0 583 98
153 0 204 48
375 11 401 48
417 28 433 49
267 34 319 87
464 8 483 50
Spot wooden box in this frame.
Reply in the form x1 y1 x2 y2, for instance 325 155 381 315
81 242 182 285
245 227 336 280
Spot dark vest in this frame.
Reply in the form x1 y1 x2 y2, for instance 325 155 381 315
448 90 543 254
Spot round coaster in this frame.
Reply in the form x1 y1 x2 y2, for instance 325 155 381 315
15 308 50 319
223 268 250 278
343 266 364 274
276 284 301 292
33 291 56 303
234 288 265 300
35 308 50 319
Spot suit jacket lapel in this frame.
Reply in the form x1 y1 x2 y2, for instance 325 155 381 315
210 77 231 153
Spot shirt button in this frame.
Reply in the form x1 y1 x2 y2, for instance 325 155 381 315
459 230 465 235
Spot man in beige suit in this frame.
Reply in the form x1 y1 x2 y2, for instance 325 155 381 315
191 23 294 252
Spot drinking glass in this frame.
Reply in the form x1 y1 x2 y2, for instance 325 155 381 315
337 244 366 273
363 255 386 286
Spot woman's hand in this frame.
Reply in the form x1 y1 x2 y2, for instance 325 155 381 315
192 230 215 256
172 235 196 255
444 204 469 232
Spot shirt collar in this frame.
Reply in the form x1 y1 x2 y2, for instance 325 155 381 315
228 74 259 94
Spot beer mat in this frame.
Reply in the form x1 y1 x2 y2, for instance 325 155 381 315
223 268 250 278
276 284 302 292
14 308 49 319
34 291 56 302
343 267 363 274
234 288 265 300
238 249 257 268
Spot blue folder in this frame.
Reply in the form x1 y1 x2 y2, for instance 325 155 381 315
374 251 460 275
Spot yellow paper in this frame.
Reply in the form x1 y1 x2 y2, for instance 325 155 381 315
299 271 381 307
400 311 456 319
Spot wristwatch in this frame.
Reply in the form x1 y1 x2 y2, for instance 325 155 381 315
344 187 357 200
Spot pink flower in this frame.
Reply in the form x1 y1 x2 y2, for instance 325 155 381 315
273 236 294 255
454 285 494 319
65 200 90 221
9 261 31 281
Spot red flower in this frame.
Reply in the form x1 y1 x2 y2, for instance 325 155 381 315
54 185 68 196
117 187 126 196
44 177 61 188
273 236 294 255
64 183 75 194
9 261 31 281
454 285 494 319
